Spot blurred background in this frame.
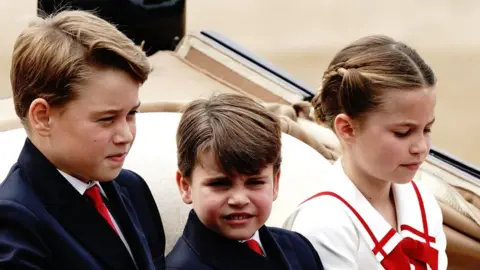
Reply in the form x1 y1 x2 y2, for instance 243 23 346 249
0 0 478 166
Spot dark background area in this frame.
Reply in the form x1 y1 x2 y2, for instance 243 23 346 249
37 0 186 56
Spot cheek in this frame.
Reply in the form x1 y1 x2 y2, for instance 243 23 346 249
356 133 402 169
250 189 274 212
192 188 224 215
425 135 432 150
374 137 406 163
129 122 137 139
89 130 113 147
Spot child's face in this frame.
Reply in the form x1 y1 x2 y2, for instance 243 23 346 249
33 67 140 182
177 151 280 240
342 87 436 184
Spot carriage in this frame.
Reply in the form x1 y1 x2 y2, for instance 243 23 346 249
1 2 479 269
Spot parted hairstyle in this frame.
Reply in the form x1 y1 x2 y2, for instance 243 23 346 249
312 35 436 130
176 93 282 179
11 10 151 124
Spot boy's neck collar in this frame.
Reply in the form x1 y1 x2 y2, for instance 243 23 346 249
181 210 283 269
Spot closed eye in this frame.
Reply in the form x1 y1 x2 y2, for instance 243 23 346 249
247 179 265 185
394 130 410 138
98 116 115 122
207 179 231 187
395 127 432 138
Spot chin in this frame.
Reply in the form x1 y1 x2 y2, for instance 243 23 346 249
393 178 414 185
93 169 123 182
222 230 257 241
388 167 419 184
392 173 416 184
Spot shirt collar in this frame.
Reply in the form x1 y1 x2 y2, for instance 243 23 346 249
57 169 107 198
239 230 265 254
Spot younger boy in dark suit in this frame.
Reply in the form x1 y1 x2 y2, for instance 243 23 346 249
166 93 324 270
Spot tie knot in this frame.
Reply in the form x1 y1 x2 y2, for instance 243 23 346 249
245 239 263 256
84 185 103 207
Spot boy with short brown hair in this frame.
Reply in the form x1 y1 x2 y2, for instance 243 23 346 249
0 10 165 269
167 93 324 269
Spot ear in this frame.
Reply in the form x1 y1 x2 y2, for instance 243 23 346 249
176 170 192 204
28 98 53 137
272 169 281 201
334 113 356 144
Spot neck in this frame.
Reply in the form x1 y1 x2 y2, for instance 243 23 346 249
341 154 392 207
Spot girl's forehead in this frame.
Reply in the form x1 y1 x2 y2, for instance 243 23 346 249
370 88 436 123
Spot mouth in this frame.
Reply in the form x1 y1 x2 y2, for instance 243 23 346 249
106 152 127 163
401 162 421 171
223 213 254 225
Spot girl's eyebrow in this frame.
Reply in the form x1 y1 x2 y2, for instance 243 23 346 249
394 117 435 127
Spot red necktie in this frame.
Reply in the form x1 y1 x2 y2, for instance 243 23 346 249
84 185 118 234
245 239 264 256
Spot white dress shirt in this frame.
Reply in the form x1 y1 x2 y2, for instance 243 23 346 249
240 230 266 256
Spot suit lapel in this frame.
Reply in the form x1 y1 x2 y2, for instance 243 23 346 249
17 139 136 270
182 210 290 270
102 181 153 270
258 227 292 269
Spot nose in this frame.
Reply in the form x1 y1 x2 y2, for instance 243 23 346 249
227 190 250 208
113 120 135 144
410 134 429 156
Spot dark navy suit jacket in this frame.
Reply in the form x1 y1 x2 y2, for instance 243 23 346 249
166 211 324 270
0 139 166 269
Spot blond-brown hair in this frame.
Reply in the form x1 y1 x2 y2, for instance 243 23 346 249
11 10 151 124
312 35 436 130
176 93 282 179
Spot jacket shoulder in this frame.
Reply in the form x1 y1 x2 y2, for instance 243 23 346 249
0 165 39 208
114 169 147 188
267 227 324 270
268 226 311 243
114 169 155 202
166 237 212 270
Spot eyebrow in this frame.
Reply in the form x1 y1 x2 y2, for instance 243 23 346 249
205 176 229 182
92 102 141 116
205 174 268 182
395 117 436 127
247 175 269 179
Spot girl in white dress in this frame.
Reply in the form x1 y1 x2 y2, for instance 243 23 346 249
283 35 448 270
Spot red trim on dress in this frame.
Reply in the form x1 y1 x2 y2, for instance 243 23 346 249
300 191 387 257
299 181 439 270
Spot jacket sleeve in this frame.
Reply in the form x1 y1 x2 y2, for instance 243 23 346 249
0 200 50 270
285 199 360 270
